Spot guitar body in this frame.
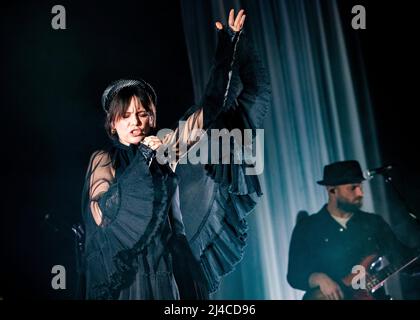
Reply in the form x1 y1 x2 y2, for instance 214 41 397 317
303 254 381 300
301 249 419 300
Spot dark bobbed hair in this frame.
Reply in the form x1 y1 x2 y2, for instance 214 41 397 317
104 85 156 140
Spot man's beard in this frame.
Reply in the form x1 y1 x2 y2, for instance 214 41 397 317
337 198 363 213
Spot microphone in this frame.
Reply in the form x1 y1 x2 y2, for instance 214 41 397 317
364 164 393 179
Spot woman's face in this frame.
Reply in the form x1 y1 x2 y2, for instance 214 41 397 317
112 96 151 146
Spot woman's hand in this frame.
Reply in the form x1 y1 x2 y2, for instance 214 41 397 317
215 9 246 32
142 135 162 151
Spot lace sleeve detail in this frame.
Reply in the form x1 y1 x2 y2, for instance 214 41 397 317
161 108 204 165
87 151 115 226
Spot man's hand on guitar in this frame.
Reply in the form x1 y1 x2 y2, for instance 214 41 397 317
309 273 344 300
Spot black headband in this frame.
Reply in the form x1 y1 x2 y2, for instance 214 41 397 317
101 79 157 114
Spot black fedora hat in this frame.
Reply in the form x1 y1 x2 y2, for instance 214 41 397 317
317 160 365 186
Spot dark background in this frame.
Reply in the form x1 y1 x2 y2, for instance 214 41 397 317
340 0 420 214
1 0 419 299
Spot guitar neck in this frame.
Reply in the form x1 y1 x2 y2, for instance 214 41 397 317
367 255 419 291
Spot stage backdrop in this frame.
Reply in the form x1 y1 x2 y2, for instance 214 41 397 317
180 0 400 299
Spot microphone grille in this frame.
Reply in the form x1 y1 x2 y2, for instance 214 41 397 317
363 170 373 180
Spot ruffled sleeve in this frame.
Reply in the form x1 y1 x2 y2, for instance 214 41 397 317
175 28 270 293
160 28 268 167
82 145 176 299
203 29 270 194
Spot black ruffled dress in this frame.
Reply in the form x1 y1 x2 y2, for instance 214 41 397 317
81 27 271 299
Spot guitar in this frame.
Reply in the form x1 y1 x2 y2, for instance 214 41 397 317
303 253 419 300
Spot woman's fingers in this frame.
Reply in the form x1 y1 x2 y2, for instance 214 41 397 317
149 138 161 145
144 136 163 150
234 9 245 28
228 9 235 27
227 9 246 32
216 9 246 32
239 14 246 29
143 136 159 145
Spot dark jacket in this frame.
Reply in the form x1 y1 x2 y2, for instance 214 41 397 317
287 204 411 292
